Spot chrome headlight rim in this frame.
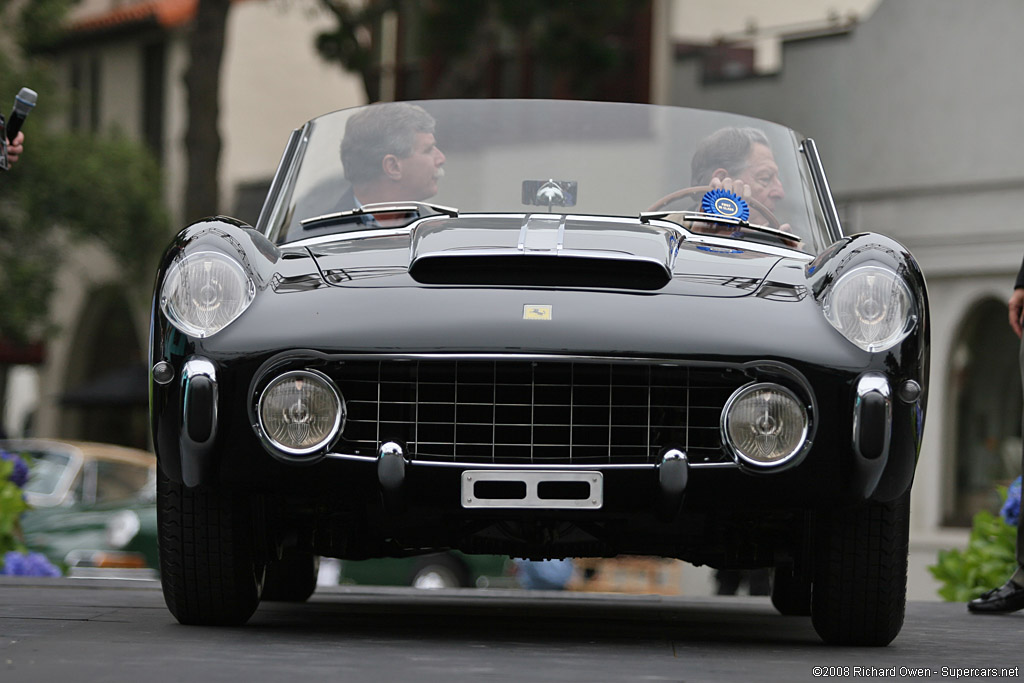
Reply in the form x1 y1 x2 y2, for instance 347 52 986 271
256 369 345 459
721 381 810 470
160 249 256 338
822 264 918 353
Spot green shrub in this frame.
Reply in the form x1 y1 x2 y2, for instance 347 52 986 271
0 454 30 557
929 487 1017 601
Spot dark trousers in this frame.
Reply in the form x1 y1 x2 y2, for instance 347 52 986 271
1018 339 1024 568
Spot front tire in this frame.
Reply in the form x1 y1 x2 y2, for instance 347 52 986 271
157 471 264 625
810 491 910 646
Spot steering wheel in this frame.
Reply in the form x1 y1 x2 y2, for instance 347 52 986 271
646 185 782 230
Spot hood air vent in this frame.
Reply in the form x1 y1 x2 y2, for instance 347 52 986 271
410 253 671 290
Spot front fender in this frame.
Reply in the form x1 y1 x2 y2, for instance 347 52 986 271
805 232 930 501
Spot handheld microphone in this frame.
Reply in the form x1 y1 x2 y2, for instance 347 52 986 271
6 87 37 143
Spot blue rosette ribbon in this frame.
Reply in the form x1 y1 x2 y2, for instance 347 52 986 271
700 188 750 221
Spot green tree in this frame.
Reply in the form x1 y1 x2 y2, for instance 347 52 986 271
0 3 170 429
315 0 650 101
183 0 231 222
0 61 169 342
315 0 398 104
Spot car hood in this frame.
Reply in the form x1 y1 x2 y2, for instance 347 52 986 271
304 214 787 298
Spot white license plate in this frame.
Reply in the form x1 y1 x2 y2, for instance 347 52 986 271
461 470 603 509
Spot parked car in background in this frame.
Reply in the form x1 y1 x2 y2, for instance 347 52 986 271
3 439 159 578
330 552 513 589
150 99 929 645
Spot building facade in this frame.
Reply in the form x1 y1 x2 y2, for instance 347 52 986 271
670 0 1024 599
26 0 364 447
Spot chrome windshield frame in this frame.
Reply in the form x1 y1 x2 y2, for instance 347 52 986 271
801 138 844 243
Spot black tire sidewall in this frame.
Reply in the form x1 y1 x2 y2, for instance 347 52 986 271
157 471 264 625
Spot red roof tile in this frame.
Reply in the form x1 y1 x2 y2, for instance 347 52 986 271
68 0 198 33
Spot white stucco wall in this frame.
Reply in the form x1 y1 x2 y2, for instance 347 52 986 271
31 0 365 437
219 0 366 217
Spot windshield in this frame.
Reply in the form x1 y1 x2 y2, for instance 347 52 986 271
263 99 831 254
20 448 73 497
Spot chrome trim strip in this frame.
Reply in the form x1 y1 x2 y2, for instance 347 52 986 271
801 138 844 242
274 351 745 366
321 451 738 470
290 210 804 261
262 125 309 237
300 201 458 227
517 214 530 252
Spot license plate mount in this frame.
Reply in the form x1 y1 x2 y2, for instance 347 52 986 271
461 470 603 509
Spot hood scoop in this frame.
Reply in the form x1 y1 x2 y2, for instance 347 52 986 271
409 214 678 290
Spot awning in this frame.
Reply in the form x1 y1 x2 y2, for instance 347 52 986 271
61 364 149 407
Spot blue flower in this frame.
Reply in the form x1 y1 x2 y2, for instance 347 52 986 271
1001 476 1021 527
0 450 30 488
1 551 62 577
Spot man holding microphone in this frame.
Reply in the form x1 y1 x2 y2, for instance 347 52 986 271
6 130 24 165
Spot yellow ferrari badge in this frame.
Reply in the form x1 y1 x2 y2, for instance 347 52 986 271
523 304 552 320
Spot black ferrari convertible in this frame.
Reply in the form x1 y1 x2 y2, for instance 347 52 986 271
150 99 928 645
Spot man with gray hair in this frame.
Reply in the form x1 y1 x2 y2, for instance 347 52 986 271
690 126 785 215
676 125 797 245
338 102 446 209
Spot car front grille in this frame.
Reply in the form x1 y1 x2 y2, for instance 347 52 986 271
331 360 744 466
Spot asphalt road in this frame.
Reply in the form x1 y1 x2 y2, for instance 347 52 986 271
1 577 1021 682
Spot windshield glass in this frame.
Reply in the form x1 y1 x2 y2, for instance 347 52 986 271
20 448 72 497
264 100 830 254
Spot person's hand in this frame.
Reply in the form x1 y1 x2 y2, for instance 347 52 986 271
1009 288 1024 338
691 177 797 246
7 131 24 164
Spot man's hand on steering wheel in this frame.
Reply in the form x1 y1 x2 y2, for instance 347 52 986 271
708 176 793 236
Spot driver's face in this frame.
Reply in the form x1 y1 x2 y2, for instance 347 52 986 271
735 143 785 211
396 132 446 200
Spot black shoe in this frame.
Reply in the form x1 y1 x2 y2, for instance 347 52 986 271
968 580 1024 614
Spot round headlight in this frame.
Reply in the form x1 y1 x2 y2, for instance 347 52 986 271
258 370 344 457
160 250 255 338
723 383 808 468
822 265 917 352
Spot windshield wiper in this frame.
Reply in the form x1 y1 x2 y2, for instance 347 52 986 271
640 210 802 243
300 201 459 230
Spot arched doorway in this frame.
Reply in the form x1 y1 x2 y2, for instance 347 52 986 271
59 286 149 449
945 297 1022 527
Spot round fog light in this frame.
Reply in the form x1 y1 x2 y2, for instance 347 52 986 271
723 383 808 468
258 370 344 456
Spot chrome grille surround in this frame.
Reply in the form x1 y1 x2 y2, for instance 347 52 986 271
280 355 762 468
